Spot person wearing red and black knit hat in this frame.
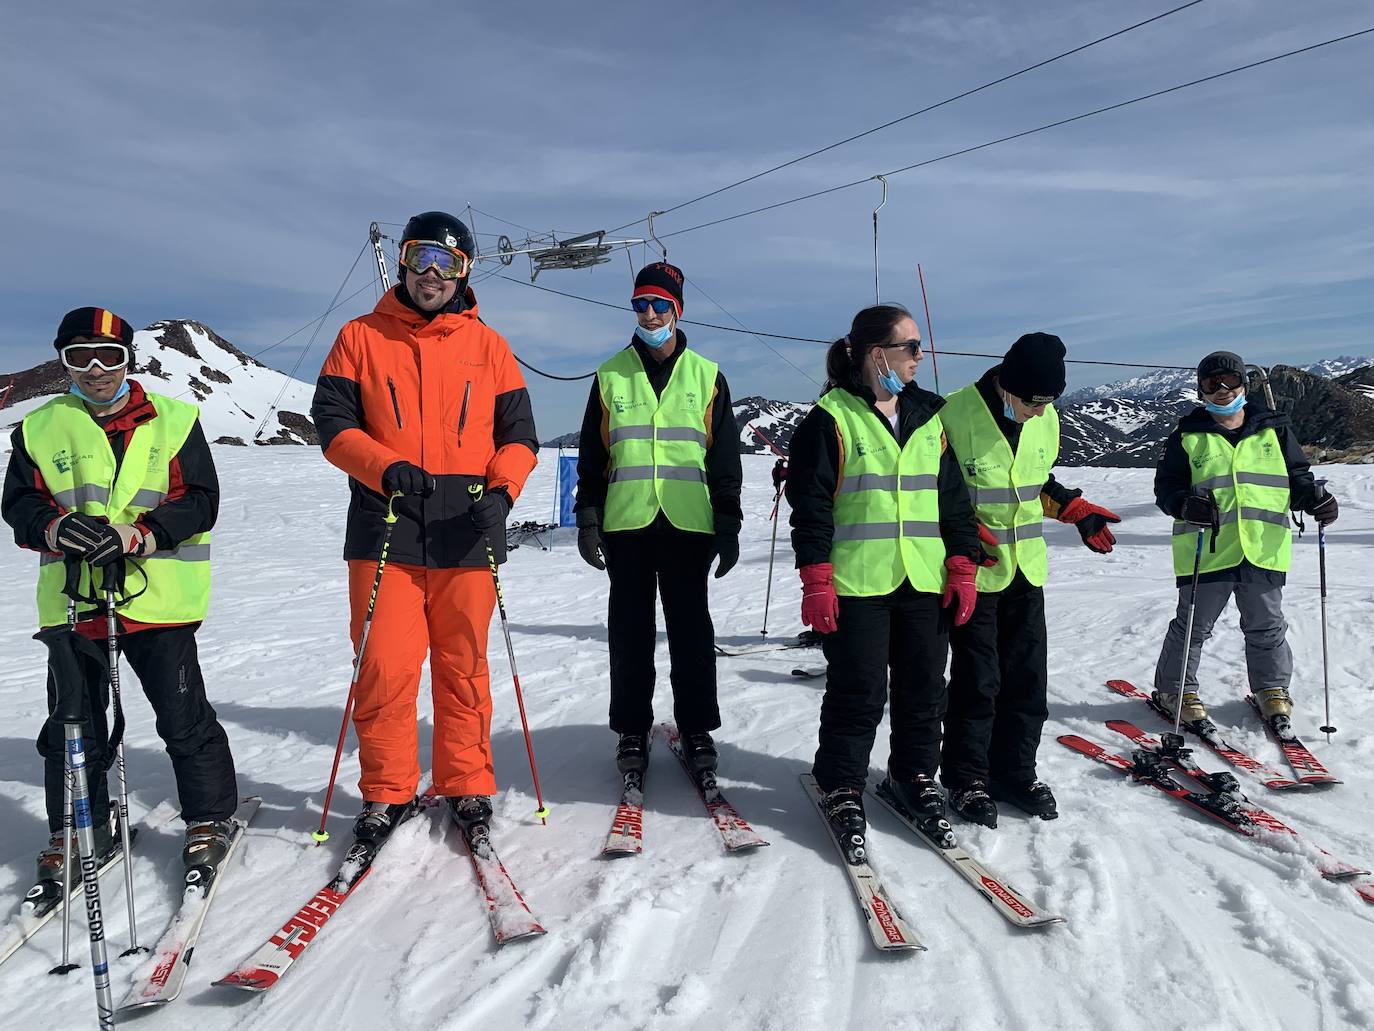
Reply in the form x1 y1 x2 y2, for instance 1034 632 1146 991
574 261 743 781
2 307 239 893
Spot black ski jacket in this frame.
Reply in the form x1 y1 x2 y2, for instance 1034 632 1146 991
786 377 981 569
1154 397 1320 585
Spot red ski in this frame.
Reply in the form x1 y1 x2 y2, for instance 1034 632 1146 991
1105 679 1303 790
1244 695 1339 785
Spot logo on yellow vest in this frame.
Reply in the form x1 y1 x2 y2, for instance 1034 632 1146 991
611 395 647 415
855 436 888 457
52 449 71 474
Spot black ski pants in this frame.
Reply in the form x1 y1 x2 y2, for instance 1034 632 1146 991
812 584 950 793
605 528 720 735
38 623 238 832
941 570 1048 788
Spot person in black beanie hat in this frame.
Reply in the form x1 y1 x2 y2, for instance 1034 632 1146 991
574 261 743 784
935 332 1122 827
1148 347 1337 732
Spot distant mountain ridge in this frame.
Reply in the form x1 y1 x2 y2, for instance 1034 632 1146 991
1 319 316 445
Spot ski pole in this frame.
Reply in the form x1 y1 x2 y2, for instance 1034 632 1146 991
1173 528 1206 737
468 483 549 825
104 577 145 956
49 611 116 1028
313 491 402 843
53 596 78 976
761 471 784 638
1318 520 1336 742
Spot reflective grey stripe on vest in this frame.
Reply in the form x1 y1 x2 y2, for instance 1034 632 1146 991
52 483 113 510
39 542 211 566
609 465 655 482
838 473 898 494
658 465 708 483
1240 506 1291 528
656 427 708 446
899 474 939 491
983 523 1046 545
1171 510 1240 535
608 425 654 446
834 520 941 541
1193 475 1233 493
1235 472 1290 490
131 489 166 509
970 483 1042 506
900 520 941 538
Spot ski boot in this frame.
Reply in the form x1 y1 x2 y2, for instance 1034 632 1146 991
681 731 718 776
946 779 999 829
818 786 867 865
882 773 955 847
352 800 416 845
1254 688 1295 738
1152 689 1209 725
448 795 495 858
989 778 1059 821
28 809 120 915
616 732 651 777
183 818 235 891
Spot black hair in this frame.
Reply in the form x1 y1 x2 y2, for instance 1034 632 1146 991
824 303 913 387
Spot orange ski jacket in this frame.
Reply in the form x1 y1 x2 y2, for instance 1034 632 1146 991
312 287 538 567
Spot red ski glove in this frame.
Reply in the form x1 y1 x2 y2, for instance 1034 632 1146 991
799 562 839 634
975 523 1001 568
941 555 978 627
1058 496 1121 555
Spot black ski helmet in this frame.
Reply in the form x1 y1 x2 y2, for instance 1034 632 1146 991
400 211 476 259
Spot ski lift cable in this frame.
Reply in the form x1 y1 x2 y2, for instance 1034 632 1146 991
659 26 1374 242
604 0 1211 234
491 274 1194 372
681 273 821 387
252 238 369 440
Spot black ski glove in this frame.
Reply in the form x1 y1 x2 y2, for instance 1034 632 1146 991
576 509 606 571
1179 492 1219 528
1308 489 1339 528
47 512 125 567
381 461 435 497
712 533 739 579
469 487 511 532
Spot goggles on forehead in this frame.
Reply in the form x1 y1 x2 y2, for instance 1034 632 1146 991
400 239 472 280
1199 371 1245 395
61 342 130 372
631 297 676 315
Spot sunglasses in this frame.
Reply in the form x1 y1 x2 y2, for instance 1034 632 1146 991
631 297 676 315
883 339 923 358
61 343 129 372
1199 372 1245 395
400 240 472 280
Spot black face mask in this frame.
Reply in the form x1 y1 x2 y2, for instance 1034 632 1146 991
397 272 469 320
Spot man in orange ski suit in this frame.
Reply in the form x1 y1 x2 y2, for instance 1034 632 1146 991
312 211 538 840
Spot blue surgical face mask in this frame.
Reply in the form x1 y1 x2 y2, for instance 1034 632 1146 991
874 351 904 395
1204 391 1247 416
70 379 130 406
1003 397 1016 420
635 322 674 348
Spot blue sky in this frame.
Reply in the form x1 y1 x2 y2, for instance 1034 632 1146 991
2 1 1372 435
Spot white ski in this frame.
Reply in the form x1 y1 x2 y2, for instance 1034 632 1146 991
117 797 261 1012
868 781 1062 929
800 774 923 953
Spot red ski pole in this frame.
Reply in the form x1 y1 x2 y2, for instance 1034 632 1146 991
917 264 941 395
313 491 401 843
469 484 549 825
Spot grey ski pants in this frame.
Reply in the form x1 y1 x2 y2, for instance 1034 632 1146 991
1152 580 1293 698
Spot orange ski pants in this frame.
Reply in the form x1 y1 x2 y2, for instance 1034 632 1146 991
347 559 497 802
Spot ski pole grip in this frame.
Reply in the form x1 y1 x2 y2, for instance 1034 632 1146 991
384 490 402 524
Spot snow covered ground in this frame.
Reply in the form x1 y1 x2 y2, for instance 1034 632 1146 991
1 452 1372 1030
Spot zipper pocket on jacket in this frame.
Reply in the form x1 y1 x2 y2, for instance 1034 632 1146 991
387 376 403 429
457 380 472 444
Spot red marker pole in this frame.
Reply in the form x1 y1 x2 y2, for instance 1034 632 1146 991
917 264 941 395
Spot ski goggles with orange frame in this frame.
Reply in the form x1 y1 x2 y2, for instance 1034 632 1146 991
399 240 472 280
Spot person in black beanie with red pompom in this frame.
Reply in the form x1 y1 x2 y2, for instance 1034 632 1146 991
574 262 743 784
937 333 1122 827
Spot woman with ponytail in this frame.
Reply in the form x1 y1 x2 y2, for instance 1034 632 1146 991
786 303 980 858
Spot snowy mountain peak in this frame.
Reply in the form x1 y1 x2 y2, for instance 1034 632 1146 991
1 319 317 446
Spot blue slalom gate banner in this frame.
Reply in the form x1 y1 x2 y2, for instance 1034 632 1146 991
556 452 578 528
